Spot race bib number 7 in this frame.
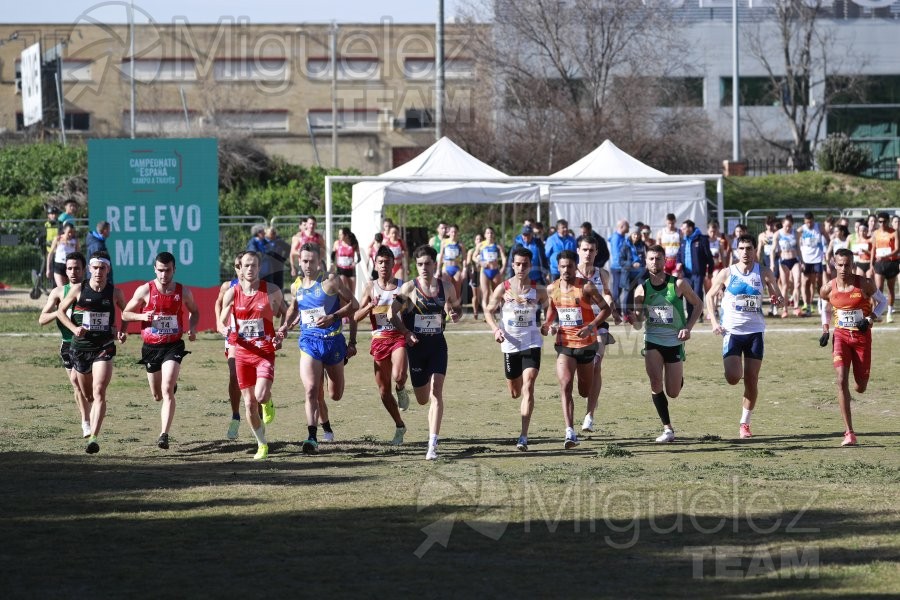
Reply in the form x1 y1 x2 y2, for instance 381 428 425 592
413 313 442 334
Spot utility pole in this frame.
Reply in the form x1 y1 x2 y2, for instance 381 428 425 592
331 21 339 169
731 0 741 162
129 0 136 138
435 0 444 140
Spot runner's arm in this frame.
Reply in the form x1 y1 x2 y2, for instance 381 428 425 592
55 283 82 335
38 288 62 326
121 284 151 322
182 287 201 340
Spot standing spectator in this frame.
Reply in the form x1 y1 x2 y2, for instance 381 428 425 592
507 226 548 284
58 199 78 228
429 222 447 253
545 219 577 282
86 221 113 284
266 226 290 292
608 219 630 306
618 229 647 312
247 224 275 285
580 222 610 269
44 206 61 254
677 219 714 320
532 221 546 242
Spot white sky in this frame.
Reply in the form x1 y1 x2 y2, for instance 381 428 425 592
3 1 464 24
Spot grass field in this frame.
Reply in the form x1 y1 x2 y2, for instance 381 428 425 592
1 308 898 599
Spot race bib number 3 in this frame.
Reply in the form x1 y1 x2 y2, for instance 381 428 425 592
82 311 110 331
836 309 863 328
732 294 761 313
558 307 582 327
413 313 442 334
372 306 394 330
301 307 327 326
150 314 179 334
647 305 674 324
237 318 265 339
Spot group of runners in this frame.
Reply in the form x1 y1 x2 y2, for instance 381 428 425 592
38 211 894 458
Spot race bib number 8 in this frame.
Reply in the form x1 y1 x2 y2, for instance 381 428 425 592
82 311 110 331
301 307 327 326
558 307 582 327
647 305 674 324
237 318 265 338
836 309 863 328
150 314 179 334
732 294 761 312
413 313 442 334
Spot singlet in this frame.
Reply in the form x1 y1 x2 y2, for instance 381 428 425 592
778 230 798 253
830 275 872 331
402 278 446 337
799 224 825 264
335 241 356 269
642 275 687 347
56 282 74 342
873 227 898 261
370 278 404 339
230 281 276 356
709 237 722 263
721 263 766 335
442 241 462 263
549 279 596 349
499 280 542 353
71 282 116 352
831 236 850 255
54 237 77 265
762 231 776 253
141 282 184 345
660 230 681 258
579 266 607 319
295 231 324 253
295 274 342 339
849 234 871 262
385 238 404 259
479 242 501 265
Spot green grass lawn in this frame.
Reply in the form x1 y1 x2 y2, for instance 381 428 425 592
0 318 897 598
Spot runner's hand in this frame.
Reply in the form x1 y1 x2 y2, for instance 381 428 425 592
493 328 505 343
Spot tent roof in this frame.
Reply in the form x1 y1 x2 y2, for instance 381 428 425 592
551 139 667 179
376 136 508 179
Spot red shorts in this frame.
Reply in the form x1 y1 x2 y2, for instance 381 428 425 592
664 257 678 275
370 333 406 362
235 349 275 389
832 327 871 380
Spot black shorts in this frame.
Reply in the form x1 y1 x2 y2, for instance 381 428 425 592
554 343 599 364
644 341 683 364
802 262 823 275
855 262 870 272
71 345 116 374
138 340 189 373
336 267 355 278
874 260 900 279
59 341 74 370
503 347 542 380
780 258 798 271
53 262 66 277
408 335 448 388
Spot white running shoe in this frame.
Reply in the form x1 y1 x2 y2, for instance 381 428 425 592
322 431 335 443
425 445 438 460
390 426 406 446
81 421 92 438
516 436 528 451
581 414 594 433
655 428 675 443
564 429 579 449
396 387 410 411
226 418 240 440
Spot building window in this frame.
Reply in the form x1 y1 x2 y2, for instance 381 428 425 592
16 112 90 131
61 60 92 83
404 108 434 129
403 58 474 80
214 111 289 132
214 58 288 82
720 76 808 107
307 58 380 81
124 111 196 134
308 109 380 131
121 59 197 82
828 74 900 105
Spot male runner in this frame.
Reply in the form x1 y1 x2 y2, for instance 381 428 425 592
38 251 91 437
56 251 128 454
485 247 551 451
632 245 703 443
122 252 200 449
707 235 783 439
279 242 358 454
872 211 899 322
820 248 887 446
544 250 611 449
214 255 245 439
798 212 828 317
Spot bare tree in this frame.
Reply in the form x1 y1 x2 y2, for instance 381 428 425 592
743 0 865 170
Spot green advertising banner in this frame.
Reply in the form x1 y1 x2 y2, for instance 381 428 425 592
87 138 219 287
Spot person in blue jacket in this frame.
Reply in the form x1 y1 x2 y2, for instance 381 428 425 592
545 219 577 282
507 225 548 284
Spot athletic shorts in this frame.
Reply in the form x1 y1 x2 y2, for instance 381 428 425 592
664 257 678 275
803 262 823 275
832 327 871 380
234 349 274 389
445 265 460 277
138 339 189 373
483 268 499 281
408 335 448 388
722 331 764 360
503 347 542 380
855 261 870 272
53 262 67 277
71 345 116 374
873 260 900 279
336 266 355 278
59 340 73 370
469 274 479 288
370 333 406 362
555 343 599 364
299 333 347 366
780 258 798 271
644 341 683 364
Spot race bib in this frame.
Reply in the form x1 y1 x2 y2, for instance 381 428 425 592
483 250 499 262
150 314 179 334
444 246 460 260
836 309 864 328
779 238 793 251
336 255 353 268
875 247 891 258
647 305 674 324
802 236 818 248
732 294 761 312
413 313 442 334
301 306 327 326
558 307 582 327
236 318 265 339
852 243 869 253
390 245 402 258
372 306 394 330
82 311 110 331
503 305 535 328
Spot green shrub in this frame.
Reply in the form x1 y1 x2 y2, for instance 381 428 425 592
0 143 86 197
816 134 872 176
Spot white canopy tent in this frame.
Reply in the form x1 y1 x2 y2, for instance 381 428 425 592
547 140 711 237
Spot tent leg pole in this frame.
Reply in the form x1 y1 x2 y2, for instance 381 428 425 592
716 176 724 232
